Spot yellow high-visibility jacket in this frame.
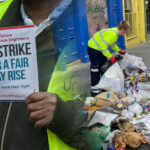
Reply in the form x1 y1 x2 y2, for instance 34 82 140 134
0 0 12 20
0 1 76 150
88 27 120 59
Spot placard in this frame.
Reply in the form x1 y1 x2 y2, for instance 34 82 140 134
0 25 39 101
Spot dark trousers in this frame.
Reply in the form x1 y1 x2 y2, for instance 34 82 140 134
88 47 107 93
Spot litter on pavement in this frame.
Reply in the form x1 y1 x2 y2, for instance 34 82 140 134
83 54 150 150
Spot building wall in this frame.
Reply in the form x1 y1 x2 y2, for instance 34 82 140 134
86 0 108 38
123 0 146 49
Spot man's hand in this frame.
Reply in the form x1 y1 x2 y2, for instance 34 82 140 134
26 92 57 130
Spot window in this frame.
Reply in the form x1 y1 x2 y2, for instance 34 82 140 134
124 0 132 12
145 0 150 34
124 0 137 38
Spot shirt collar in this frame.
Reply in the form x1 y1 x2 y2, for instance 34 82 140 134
20 0 73 36
20 4 51 36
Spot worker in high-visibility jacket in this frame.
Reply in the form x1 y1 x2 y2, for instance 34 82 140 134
88 20 131 96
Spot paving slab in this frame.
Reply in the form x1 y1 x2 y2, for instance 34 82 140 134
128 41 150 67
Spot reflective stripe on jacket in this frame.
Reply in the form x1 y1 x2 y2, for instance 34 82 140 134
47 130 76 150
88 27 120 59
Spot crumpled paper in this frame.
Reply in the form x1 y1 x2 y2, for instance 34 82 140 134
113 132 143 149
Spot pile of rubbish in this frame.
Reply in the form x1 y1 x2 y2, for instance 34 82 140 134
83 54 150 150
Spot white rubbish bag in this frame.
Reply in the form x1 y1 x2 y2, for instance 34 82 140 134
121 110 134 119
98 63 124 93
128 103 143 116
120 54 146 71
138 82 150 90
138 90 150 99
138 82 150 99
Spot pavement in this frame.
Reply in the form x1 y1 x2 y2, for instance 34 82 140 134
128 41 150 67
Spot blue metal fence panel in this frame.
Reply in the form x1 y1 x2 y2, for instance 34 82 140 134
52 0 89 63
52 1 80 63
107 0 126 50
74 0 89 63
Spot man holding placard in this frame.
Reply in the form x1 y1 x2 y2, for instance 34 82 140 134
0 0 89 150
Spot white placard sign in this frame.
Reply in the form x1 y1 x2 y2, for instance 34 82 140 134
0 25 39 101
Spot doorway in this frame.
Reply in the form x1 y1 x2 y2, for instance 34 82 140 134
145 0 150 40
